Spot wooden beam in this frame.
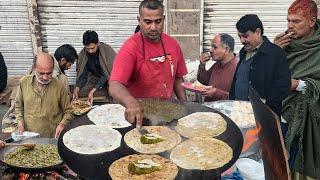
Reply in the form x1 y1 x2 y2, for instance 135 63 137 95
26 0 42 56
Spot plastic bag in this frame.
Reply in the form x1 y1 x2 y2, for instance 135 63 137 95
11 131 40 141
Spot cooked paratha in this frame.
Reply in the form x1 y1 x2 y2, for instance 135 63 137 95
72 100 92 115
175 112 227 138
170 137 233 170
109 154 178 180
63 125 122 154
87 104 131 128
191 81 211 92
203 100 256 128
124 126 181 154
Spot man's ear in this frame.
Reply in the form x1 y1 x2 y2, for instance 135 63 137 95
137 16 140 22
309 16 316 28
225 46 230 53
255 28 262 36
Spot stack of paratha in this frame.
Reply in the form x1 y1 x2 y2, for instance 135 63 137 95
109 154 178 180
87 104 131 128
124 126 181 154
175 112 227 138
71 100 92 115
191 81 211 92
203 100 256 128
63 125 122 154
170 137 233 170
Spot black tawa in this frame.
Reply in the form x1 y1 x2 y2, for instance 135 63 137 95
58 100 243 180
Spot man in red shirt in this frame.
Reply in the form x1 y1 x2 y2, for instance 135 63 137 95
197 33 238 101
109 0 188 127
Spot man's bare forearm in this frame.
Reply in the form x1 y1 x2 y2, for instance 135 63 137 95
174 77 187 101
109 80 144 127
109 80 137 106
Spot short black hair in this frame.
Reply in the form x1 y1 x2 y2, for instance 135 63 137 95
219 33 235 52
139 0 164 15
236 14 264 35
54 44 78 64
83 30 99 45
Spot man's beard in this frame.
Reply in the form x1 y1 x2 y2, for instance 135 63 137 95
35 73 51 85
59 64 66 74
89 49 99 57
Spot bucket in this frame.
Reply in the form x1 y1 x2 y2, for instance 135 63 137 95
235 158 265 180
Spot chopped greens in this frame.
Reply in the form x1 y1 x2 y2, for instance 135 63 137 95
4 144 62 168
140 133 165 144
138 99 185 123
128 159 161 175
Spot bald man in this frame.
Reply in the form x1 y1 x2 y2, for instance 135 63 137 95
15 53 73 138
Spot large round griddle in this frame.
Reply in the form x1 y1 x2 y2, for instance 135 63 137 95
0 137 62 173
58 100 243 180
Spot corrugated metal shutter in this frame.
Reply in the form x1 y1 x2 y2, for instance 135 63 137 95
203 0 293 54
37 0 142 84
0 0 34 76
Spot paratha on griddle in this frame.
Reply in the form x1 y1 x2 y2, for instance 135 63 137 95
109 154 178 180
63 125 122 154
170 137 233 170
124 126 181 154
175 112 227 138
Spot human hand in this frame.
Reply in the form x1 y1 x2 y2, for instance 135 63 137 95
72 87 80 102
55 124 65 139
18 122 25 134
199 53 211 65
291 79 299 91
125 100 144 128
87 88 96 105
202 87 216 97
274 32 292 48
0 140 5 149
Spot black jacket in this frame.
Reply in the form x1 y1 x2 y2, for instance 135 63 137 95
229 37 291 117
0 52 7 93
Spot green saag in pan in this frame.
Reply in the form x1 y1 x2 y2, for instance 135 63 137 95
4 144 62 168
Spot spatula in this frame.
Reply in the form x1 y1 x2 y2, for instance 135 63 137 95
138 126 150 135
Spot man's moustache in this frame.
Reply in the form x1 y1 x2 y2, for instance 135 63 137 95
149 31 159 34
35 74 51 85
38 79 51 85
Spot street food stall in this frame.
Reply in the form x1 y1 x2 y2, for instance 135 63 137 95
0 89 290 180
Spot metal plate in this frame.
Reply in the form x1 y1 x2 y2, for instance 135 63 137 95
58 100 243 180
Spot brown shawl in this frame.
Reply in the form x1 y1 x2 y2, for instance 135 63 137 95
77 42 116 80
